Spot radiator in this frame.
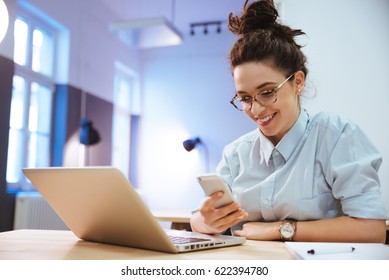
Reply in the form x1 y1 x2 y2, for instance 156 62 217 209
14 193 68 230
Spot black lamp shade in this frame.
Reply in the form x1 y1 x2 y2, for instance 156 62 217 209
183 137 201 152
79 118 100 145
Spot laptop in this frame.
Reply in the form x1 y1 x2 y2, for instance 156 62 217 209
22 167 245 253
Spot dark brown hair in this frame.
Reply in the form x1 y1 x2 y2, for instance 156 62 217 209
228 0 308 78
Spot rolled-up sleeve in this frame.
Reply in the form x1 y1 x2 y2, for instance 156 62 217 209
326 122 388 219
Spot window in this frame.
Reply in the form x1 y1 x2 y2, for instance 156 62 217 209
7 14 56 192
111 63 141 182
112 72 132 177
14 16 55 76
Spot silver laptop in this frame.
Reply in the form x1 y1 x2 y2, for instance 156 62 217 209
22 167 245 253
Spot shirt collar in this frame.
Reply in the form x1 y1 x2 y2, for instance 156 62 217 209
259 109 309 165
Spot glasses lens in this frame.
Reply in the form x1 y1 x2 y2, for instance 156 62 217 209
232 99 245 111
255 91 276 105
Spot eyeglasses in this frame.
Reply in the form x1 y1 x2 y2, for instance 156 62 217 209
230 73 295 111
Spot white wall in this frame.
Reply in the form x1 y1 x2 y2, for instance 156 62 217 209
138 33 254 210
138 0 389 214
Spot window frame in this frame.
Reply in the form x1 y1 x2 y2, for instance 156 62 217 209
7 11 57 192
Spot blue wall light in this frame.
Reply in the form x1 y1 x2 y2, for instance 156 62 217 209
79 118 100 146
183 137 201 152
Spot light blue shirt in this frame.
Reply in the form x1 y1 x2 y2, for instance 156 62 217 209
217 110 388 229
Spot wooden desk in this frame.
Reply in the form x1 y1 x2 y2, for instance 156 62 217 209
0 230 294 260
151 209 192 231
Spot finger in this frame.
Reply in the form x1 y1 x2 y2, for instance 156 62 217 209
215 202 243 218
201 197 248 232
202 201 241 225
199 192 227 226
202 191 224 210
211 209 248 232
214 216 246 233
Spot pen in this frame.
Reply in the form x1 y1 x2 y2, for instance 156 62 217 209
307 246 355 255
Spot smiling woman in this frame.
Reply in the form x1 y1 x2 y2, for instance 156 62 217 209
231 63 302 145
190 0 388 244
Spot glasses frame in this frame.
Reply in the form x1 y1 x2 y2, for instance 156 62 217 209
230 73 295 111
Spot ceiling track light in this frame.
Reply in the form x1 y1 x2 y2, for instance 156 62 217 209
203 25 208 35
216 23 222 34
189 20 225 36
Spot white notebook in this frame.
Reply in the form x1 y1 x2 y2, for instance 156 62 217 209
285 242 389 260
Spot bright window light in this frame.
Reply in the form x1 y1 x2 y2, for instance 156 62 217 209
14 18 29 66
32 27 54 76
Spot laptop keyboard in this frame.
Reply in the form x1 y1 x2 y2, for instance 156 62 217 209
168 235 211 244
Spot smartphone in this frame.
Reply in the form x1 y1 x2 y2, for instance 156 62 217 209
196 173 236 209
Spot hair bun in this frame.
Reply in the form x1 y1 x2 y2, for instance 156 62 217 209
229 0 279 35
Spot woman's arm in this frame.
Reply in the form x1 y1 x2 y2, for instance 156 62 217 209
233 216 386 243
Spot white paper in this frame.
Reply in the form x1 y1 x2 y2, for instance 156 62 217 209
285 242 389 260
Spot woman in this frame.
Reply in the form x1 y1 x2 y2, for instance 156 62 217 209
190 0 387 243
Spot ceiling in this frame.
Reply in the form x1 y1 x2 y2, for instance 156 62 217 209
100 0 244 37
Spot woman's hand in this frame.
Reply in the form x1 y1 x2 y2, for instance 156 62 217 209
190 191 248 234
233 221 281 240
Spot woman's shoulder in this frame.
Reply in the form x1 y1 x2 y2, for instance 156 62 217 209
309 111 357 133
224 129 259 151
308 111 380 153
